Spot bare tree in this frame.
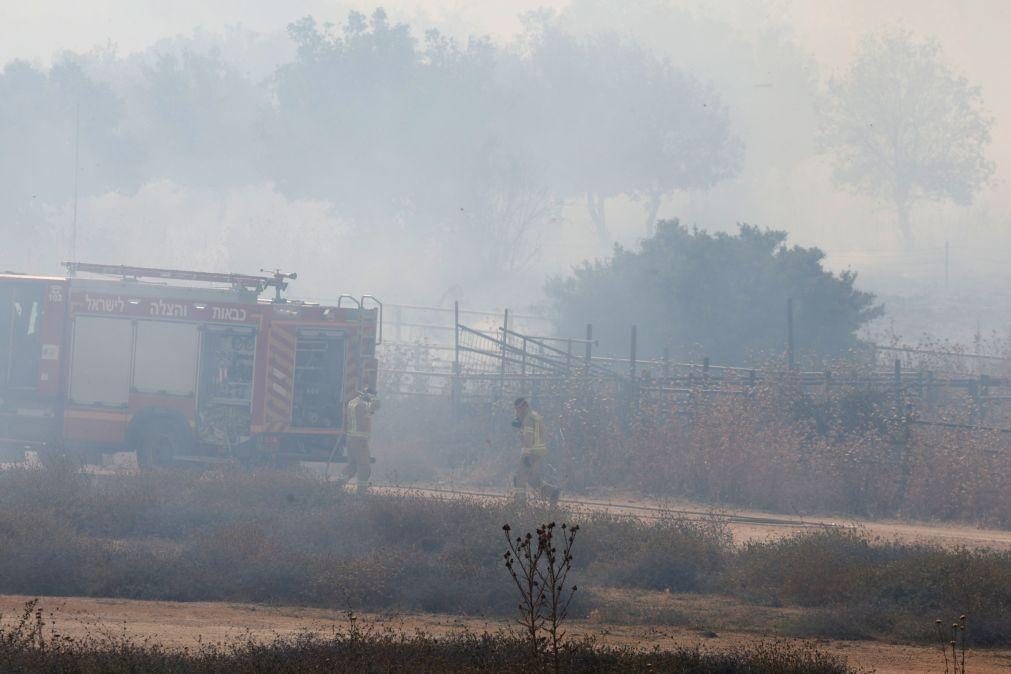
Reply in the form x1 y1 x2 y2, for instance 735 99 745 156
822 32 994 245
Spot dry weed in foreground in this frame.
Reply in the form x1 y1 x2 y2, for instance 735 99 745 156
935 614 968 674
503 521 579 673
0 599 860 673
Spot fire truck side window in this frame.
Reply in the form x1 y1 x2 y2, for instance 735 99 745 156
5 283 45 390
0 283 11 387
69 316 133 407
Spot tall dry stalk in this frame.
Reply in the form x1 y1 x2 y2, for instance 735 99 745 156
502 522 579 672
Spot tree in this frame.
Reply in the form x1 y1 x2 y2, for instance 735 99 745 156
270 10 557 287
128 49 270 189
0 58 128 269
555 0 816 233
822 32 994 244
546 220 882 364
527 27 741 245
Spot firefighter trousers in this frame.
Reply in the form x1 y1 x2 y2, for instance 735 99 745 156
513 452 559 502
343 436 372 493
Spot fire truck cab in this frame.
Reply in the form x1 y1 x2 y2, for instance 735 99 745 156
0 263 381 467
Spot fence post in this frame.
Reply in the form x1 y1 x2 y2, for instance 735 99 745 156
452 301 460 410
969 375 985 424
584 323 593 373
787 297 795 370
824 370 831 400
629 325 638 380
628 325 638 421
979 375 987 423
521 336 528 393
893 357 912 511
532 340 543 407
893 359 902 408
662 347 670 382
498 308 509 402
702 356 710 384
926 370 935 414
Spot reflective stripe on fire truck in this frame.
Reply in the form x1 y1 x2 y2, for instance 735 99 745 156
64 409 132 422
264 326 297 433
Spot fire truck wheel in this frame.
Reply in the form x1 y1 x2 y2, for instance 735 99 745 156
131 415 191 469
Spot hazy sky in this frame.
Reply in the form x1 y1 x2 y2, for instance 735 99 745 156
6 0 1007 201
0 0 563 65
5 0 1011 319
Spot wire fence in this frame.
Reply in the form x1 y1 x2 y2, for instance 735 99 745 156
372 301 1011 432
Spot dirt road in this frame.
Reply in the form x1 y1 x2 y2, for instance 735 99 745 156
5 451 1010 550
366 481 1011 550
1 595 1008 673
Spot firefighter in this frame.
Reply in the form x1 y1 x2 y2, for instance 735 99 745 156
343 387 380 494
512 397 560 505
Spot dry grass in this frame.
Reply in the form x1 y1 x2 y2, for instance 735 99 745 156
0 464 1008 646
0 598 862 673
383 378 1011 526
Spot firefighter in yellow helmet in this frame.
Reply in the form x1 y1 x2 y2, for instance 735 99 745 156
512 397 560 505
343 387 379 494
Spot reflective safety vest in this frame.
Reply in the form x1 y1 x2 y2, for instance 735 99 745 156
346 396 377 439
521 411 547 455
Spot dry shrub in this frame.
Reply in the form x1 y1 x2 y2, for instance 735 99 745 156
583 512 731 593
1 465 1008 646
381 361 1011 526
549 378 1011 526
902 425 1011 525
0 599 860 673
729 529 1011 645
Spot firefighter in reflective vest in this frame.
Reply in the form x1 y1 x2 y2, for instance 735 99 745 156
512 397 560 505
343 388 379 494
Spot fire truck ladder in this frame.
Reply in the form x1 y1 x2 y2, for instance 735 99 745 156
63 262 297 301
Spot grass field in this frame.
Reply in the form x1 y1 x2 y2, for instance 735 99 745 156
0 462 1008 650
10 594 1011 673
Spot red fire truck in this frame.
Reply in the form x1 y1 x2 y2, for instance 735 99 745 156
0 263 381 467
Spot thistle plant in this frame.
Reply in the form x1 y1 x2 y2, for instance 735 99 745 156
502 522 579 672
935 614 968 674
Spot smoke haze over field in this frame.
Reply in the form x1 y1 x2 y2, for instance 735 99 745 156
5 7 1011 658
3 0 1011 343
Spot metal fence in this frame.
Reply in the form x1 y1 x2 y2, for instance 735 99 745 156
371 301 1011 433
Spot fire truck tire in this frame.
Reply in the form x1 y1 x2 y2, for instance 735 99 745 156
130 414 192 469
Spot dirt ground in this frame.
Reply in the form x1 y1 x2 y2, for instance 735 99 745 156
2 459 1010 671
1 595 1008 673
366 481 1011 550
5 453 1010 550
575 489 1011 550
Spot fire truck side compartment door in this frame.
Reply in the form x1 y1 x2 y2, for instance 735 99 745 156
134 320 199 396
292 329 347 429
69 316 133 406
